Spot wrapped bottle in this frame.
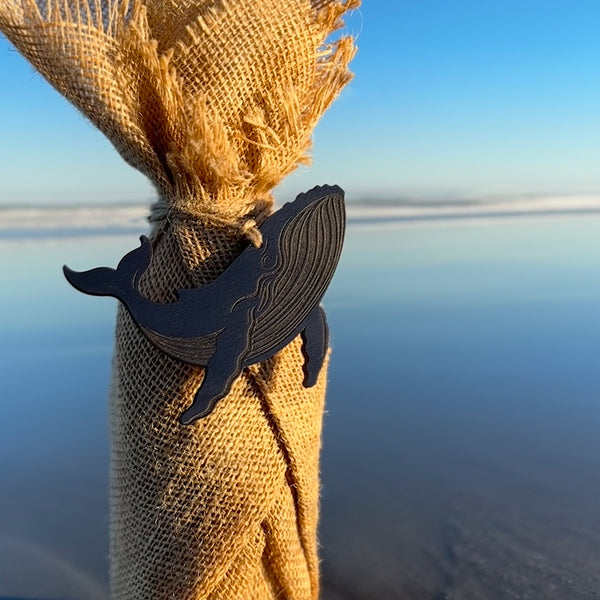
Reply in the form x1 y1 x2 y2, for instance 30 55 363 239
0 1 358 598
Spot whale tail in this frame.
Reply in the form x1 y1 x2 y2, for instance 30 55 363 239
63 235 153 300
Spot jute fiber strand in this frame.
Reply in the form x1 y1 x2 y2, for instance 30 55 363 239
0 0 358 597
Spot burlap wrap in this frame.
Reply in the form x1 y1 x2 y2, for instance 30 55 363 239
0 1 358 598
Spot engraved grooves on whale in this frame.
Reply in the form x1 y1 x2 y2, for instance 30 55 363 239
63 185 346 424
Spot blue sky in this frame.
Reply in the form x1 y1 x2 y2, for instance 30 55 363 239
1 1 600 205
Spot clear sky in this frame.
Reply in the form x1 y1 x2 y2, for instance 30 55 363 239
1 1 600 205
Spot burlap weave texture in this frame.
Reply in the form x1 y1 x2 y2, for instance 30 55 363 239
111 220 329 598
0 1 358 598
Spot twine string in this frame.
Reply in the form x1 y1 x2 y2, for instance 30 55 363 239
148 197 273 248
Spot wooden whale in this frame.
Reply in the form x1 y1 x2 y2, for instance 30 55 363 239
63 185 346 424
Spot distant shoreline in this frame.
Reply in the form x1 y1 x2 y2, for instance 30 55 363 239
3 197 600 239
349 206 600 225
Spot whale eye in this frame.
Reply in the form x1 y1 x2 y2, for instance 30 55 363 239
261 253 276 269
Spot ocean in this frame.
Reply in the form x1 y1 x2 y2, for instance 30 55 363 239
1 206 600 599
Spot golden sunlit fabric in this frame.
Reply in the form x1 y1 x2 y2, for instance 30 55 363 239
0 1 357 598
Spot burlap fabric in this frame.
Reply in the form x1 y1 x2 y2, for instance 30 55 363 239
0 1 358 598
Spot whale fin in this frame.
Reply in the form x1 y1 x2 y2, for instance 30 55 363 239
119 235 153 288
300 305 329 387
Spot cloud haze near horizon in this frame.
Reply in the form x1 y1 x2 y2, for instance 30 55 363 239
1 1 600 206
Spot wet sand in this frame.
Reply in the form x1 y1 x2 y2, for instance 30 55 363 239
2 214 600 598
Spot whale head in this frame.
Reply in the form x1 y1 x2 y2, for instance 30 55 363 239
259 185 345 250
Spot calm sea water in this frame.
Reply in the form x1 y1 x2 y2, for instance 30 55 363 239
1 215 600 599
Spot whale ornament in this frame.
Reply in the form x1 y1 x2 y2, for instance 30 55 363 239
63 185 346 424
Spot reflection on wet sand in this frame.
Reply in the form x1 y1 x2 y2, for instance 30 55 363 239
321 457 600 599
2 215 600 599
0 536 106 600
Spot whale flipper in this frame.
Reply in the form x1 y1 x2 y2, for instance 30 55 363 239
300 305 329 387
179 306 253 424
179 364 236 424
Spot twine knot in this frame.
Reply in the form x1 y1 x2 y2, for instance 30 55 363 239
148 197 272 248
239 218 263 248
